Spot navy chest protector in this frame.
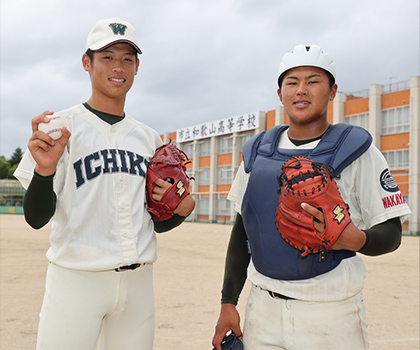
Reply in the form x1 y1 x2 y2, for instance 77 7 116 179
241 123 372 280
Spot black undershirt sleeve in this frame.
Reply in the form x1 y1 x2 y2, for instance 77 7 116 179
23 171 56 229
153 214 187 233
359 217 402 256
221 213 250 305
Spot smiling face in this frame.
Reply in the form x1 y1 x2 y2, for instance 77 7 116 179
82 43 139 113
278 66 337 137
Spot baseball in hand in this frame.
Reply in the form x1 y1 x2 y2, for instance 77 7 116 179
38 115 64 140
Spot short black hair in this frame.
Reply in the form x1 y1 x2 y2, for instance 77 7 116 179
278 69 335 89
85 49 95 62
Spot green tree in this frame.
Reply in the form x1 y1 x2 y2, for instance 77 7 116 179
9 147 23 166
0 156 10 179
8 163 19 179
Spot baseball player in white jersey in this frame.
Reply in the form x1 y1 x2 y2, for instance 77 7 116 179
212 45 411 350
14 18 195 350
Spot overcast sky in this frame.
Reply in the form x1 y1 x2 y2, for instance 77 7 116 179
1 0 419 158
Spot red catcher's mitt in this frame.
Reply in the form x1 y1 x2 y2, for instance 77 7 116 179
146 141 193 221
275 156 351 257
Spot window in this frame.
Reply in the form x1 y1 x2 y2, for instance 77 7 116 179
238 131 254 150
197 197 209 215
345 112 369 130
382 149 409 170
382 106 410 135
199 139 211 157
217 197 231 215
218 165 232 184
218 136 233 154
198 167 210 185
183 142 194 159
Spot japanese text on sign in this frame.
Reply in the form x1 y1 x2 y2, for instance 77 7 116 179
176 112 259 143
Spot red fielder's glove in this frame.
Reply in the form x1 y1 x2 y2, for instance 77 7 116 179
146 141 193 221
275 156 352 257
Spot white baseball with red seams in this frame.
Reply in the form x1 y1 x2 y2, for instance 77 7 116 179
38 115 64 140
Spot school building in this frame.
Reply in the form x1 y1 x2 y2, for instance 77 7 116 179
161 76 420 234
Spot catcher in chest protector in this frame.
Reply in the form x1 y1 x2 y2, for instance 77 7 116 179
212 44 411 350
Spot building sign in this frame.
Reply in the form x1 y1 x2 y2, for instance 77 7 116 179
176 112 259 143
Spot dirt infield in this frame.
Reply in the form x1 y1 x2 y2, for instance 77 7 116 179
1 214 419 350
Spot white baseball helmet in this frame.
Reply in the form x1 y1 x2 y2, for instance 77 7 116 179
278 45 336 86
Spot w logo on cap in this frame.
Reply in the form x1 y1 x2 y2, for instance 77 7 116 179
109 23 127 36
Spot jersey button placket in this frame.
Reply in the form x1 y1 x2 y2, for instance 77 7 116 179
112 127 138 265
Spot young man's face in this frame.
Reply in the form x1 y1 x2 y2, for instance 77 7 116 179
82 43 139 102
277 66 337 127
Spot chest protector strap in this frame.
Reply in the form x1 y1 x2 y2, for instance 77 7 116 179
241 123 372 280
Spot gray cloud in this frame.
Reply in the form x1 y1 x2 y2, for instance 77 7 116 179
1 0 418 158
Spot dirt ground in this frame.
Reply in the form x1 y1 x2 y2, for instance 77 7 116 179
0 214 419 350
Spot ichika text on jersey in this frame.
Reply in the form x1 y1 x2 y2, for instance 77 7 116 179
73 148 149 188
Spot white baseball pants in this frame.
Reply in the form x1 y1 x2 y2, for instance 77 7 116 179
242 284 369 350
36 263 155 350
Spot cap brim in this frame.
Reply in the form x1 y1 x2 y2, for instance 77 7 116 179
90 40 142 54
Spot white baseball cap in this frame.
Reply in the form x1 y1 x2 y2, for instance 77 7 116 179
278 45 336 86
86 18 142 54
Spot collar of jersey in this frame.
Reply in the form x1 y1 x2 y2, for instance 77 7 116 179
83 102 125 126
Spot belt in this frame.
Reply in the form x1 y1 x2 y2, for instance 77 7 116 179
115 263 143 272
268 290 295 300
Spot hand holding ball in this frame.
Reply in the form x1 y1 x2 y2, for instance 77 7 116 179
38 115 64 140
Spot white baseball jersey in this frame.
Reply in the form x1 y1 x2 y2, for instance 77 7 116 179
15 103 163 271
228 130 411 302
